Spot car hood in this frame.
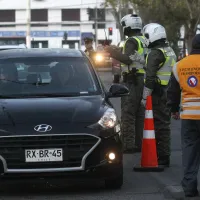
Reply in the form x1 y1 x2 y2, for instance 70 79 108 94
0 96 109 135
0 95 108 124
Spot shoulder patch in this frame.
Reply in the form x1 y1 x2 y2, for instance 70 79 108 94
187 76 198 87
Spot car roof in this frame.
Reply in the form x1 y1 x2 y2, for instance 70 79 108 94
0 48 84 59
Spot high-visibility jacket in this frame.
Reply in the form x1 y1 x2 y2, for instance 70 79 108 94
172 55 200 119
121 36 148 74
145 47 176 86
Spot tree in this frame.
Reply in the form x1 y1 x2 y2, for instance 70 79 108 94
162 0 200 53
132 0 182 55
104 0 133 40
132 0 200 53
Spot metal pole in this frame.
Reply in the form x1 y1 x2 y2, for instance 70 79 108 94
26 0 31 48
79 0 82 49
95 0 98 48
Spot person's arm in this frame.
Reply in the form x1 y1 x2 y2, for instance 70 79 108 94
166 70 181 119
105 38 138 65
142 49 165 102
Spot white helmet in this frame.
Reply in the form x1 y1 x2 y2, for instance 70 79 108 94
142 23 167 44
120 14 142 32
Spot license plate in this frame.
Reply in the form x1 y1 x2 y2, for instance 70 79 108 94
25 148 63 162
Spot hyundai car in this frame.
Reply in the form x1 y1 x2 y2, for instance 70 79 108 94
0 48 129 189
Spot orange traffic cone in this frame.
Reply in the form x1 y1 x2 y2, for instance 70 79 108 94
133 95 164 172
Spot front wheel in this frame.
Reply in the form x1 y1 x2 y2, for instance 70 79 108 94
104 166 123 189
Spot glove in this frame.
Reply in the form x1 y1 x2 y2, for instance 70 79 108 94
129 51 145 65
104 45 119 52
141 87 152 107
142 86 153 100
141 98 146 107
171 112 180 120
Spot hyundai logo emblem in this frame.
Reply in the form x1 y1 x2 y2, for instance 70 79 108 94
34 124 52 132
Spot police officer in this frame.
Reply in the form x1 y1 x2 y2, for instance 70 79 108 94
141 23 177 167
105 14 148 153
83 37 96 62
167 34 200 198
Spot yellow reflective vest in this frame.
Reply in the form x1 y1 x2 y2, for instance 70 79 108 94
121 36 148 74
145 47 176 86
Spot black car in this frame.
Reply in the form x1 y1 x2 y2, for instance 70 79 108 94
0 48 129 189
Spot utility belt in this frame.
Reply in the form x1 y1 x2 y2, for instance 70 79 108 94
122 68 144 85
152 77 167 96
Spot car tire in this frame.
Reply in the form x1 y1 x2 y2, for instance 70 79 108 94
105 166 123 189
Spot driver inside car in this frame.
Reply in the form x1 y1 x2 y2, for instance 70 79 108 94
50 63 73 87
0 64 19 92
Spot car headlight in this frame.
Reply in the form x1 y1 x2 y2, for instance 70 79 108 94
95 54 103 62
98 108 117 129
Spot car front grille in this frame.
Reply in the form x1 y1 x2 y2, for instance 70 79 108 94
0 134 100 170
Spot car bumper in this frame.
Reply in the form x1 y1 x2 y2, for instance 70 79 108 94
0 162 122 182
0 130 123 181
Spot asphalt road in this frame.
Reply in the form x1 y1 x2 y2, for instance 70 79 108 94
0 72 198 200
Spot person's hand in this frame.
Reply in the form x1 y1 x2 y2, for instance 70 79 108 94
171 112 180 120
104 46 112 52
109 45 119 49
129 51 145 64
105 45 119 51
141 98 146 107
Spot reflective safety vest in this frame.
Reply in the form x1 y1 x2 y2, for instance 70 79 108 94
121 36 148 74
173 55 200 120
119 41 125 48
145 47 176 85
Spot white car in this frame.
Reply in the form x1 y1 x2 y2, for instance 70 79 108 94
0 44 27 51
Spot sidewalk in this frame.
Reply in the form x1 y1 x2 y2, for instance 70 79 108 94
129 120 200 200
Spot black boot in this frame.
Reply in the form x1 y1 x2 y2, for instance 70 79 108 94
158 156 170 167
185 190 199 197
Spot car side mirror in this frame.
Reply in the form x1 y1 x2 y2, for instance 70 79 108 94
107 84 129 98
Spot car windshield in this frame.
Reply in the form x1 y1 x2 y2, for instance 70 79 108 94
0 57 101 98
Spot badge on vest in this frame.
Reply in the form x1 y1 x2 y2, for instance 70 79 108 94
187 76 198 87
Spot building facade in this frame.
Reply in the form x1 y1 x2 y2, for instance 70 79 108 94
0 0 124 49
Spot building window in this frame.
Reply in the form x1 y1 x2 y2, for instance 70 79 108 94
62 9 80 21
0 38 25 45
31 9 48 27
0 10 15 22
87 8 105 29
62 24 79 26
0 10 15 27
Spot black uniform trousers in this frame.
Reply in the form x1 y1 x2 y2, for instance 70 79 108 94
152 86 171 159
121 74 145 151
181 119 200 196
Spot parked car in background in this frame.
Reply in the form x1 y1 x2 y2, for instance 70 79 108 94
111 41 125 83
94 44 112 68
